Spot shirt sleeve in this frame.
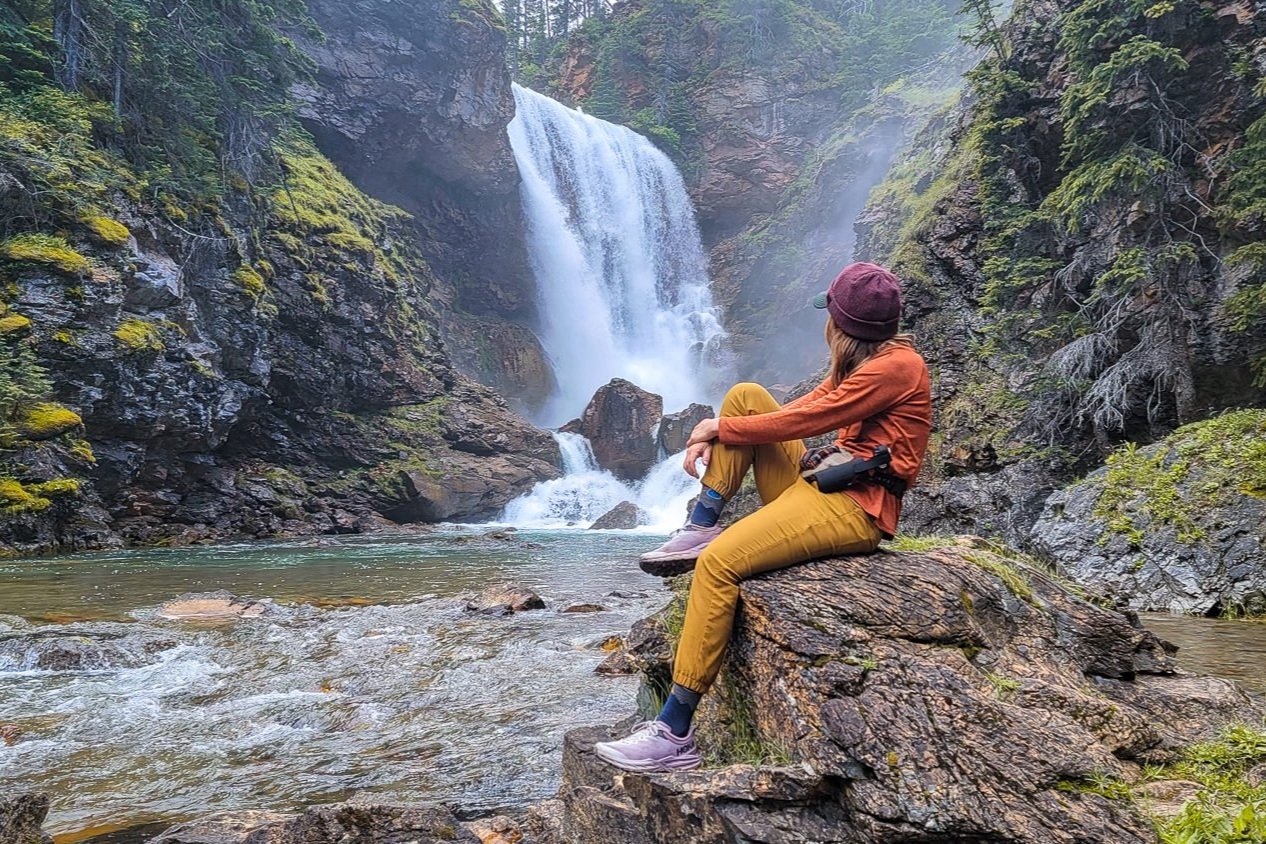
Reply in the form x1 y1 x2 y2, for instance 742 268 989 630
778 378 831 411
718 354 918 445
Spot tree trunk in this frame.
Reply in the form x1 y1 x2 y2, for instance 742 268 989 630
53 0 83 91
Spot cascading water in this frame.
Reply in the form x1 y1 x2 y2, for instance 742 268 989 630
507 84 726 425
503 433 698 531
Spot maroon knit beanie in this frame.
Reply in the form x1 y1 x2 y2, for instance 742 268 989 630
812 262 902 341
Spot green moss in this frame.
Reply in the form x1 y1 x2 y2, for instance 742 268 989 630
28 478 80 498
0 314 32 334
984 670 1021 700
232 266 266 297
702 669 794 768
2 234 90 276
83 216 130 248
0 477 50 514
16 402 81 439
1094 410 1266 546
69 439 96 464
113 319 165 352
962 550 1035 602
884 534 958 552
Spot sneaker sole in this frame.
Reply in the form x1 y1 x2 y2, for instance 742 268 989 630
638 556 699 578
594 744 702 772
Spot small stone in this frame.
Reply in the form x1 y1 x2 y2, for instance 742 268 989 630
158 590 265 621
465 815 523 844
1 724 21 745
465 586 546 616
1133 779 1204 818
595 649 636 676
1248 762 1266 787
562 603 608 613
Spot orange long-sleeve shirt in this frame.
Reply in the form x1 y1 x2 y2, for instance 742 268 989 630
717 343 932 537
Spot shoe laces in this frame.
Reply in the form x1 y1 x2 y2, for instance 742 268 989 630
616 720 674 747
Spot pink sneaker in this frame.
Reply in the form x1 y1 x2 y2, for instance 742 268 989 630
638 524 723 577
593 721 701 772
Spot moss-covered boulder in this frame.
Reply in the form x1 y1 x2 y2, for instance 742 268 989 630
559 541 1265 843
1033 410 1266 615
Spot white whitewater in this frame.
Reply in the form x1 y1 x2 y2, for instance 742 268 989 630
503 433 697 531
507 83 725 425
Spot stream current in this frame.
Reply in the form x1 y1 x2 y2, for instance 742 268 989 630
0 529 668 841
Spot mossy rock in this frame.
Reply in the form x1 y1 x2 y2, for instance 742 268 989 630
113 319 165 352
0 313 32 334
1034 409 1266 614
83 216 130 248
15 402 82 440
2 234 90 276
232 265 266 297
0 477 51 514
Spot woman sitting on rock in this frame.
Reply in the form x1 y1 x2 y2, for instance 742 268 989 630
594 262 932 772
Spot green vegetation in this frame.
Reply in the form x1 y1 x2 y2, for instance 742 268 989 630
1061 725 1266 843
0 477 50 514
232 266 266 298
83 216 130 248
1094 410 1266 546
2 234 90 276
113 319 165 352
984 670 1021 700
0 314 32 334
701 670 793 768
16 402 81 439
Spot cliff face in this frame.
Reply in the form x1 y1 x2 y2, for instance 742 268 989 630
856 0 1266 544
293 0 557 413
0 1 560 556
546 0 968 383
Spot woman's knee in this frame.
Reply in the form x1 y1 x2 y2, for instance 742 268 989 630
720 382 769 416
694 546 741 587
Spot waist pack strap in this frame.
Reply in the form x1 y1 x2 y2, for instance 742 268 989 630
871 470 907 499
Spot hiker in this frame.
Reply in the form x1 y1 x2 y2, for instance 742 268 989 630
594 262 932 772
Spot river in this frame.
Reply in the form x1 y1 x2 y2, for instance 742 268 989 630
3 532 1265 842
0 528 667 842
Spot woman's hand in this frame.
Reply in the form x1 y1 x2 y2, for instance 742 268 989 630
683 441 713 478
686 417 720 446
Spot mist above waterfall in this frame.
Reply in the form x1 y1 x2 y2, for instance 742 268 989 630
508 84 727 426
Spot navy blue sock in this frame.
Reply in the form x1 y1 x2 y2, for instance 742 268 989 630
656 684 701 737
688 487 725 528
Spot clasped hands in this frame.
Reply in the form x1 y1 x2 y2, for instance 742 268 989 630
682 417 720 478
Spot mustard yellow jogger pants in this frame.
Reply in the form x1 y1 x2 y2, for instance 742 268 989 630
672 382 883 694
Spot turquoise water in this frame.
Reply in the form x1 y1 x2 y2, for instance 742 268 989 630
0 528 667 841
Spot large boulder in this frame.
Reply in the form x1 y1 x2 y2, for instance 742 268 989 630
588 501 646 530
1032 411 1266 614
555 541 1264 843
0 792 52 844
655 403 714 456
563 380 663 481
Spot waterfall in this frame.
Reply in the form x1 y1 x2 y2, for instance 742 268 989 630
507 83 726 426
503 433 698 531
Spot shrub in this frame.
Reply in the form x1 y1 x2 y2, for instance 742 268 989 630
2 234 90 276
16 402 82 439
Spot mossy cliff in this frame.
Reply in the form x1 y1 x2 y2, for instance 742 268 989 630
854 0 1266 547
0 0 560 556
560 540 1266 843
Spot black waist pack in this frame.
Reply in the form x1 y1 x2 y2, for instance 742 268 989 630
804 445 907 497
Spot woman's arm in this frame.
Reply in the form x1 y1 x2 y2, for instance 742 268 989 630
718 353 919 445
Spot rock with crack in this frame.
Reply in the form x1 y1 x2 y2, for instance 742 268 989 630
554 543 1264 843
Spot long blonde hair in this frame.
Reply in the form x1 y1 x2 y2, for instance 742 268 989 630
825 318 914 388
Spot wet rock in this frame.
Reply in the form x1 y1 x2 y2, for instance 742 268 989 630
0 792 52 844
0 627 178 672
561 603 607 614
588 502 645 530
158 590 266 621
466 586 546 616
655 403 715 456
483 528 517 541
151 803 477 844
564 379 663 481
0 725 20 746
1248 761 1266 787
558 543 1265 843
595 649 637 677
